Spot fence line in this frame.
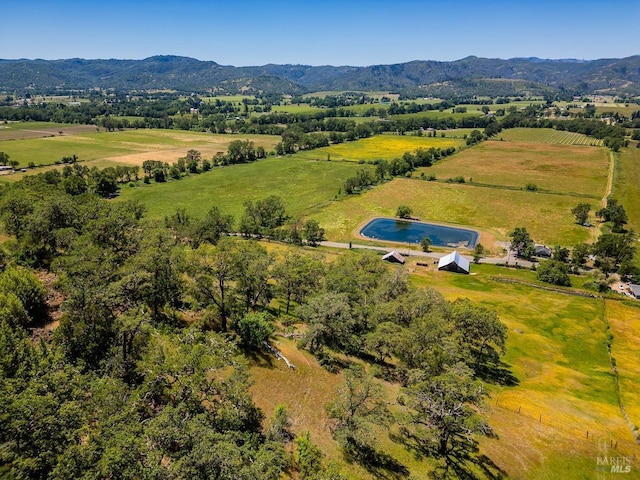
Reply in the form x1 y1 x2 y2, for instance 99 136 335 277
490 394 639 454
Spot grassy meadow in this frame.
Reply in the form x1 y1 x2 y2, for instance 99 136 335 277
426 139 609 196
311 177 592 249
117 156 367 220
613 147 640 234
408 263 639 478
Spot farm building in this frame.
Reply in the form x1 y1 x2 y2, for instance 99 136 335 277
438 251 470 274
535 245 552 258
630 284 640 299
382 251 405 264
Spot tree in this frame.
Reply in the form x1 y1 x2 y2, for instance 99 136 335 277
420 237 432 252
187 239 239 331
0 266 49 325
473 243 484 263
571 203 591 225
302 219 325 246
592 231 636 271
192 206 234 247
509 226 535 258
298 292 355 354
240 196 288 238
267 404 293 442
571 243 591 269
400 363 490 457
365 322 402 363
235 312 274 349
273 251 324 314
234 240 273 313
294 432 325 480
396 205 412 219
536 259 571 286
597 198 628 232
450 298 507 369
325 365 390 452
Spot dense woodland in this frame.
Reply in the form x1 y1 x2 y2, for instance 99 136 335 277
0 169 512 479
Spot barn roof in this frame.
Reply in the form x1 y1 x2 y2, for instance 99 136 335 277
438 251 470 274
382 250 406 264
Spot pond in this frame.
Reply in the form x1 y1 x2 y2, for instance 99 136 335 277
359 218 478 248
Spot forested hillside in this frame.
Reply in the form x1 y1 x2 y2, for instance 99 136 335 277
2 55 640 96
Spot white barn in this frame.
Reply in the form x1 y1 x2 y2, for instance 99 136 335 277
438 251 470 274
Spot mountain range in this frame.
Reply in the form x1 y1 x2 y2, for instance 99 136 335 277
1 55 639 97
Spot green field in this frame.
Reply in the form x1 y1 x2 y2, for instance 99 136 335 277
426 139 609 196
0 127 281 170
294 134 466 162
613 148 640 234
311 177 592 248
496 128 605 146
116 156 368 220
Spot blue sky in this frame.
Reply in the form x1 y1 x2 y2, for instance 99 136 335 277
2 0 638 65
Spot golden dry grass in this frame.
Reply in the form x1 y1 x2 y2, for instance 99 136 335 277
409 264 639 478
426 141 609 196
604 300 640 432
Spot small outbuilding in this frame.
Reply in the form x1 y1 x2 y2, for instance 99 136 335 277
382 251 405 264
630 284 640 299
438 251 470 274
535 245 552 258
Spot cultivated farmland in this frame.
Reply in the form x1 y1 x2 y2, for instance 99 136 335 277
496 127 604 146
294 134 465 162
0 128 281 171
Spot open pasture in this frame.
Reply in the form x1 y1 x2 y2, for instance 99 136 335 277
116 156 367 220
409 263 639 478
426 140 609 196
0 127 281 169
614 147 640 238
496 127 604 146
312 177 591 248
0 122 96 141
295 134 465 162
605 300 640 431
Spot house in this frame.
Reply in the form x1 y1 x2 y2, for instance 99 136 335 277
382 251 405 264
630 284 640 299
535 245 552 258
437 251 470 274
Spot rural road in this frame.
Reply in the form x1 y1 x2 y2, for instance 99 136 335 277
319 241 535 268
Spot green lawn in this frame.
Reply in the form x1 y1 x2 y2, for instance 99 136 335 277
116 156 369 221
